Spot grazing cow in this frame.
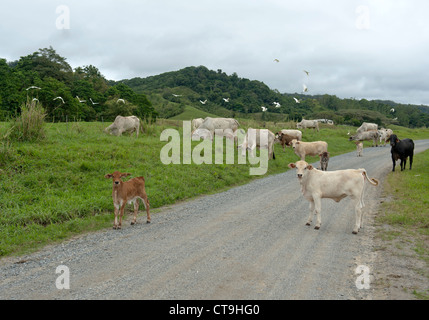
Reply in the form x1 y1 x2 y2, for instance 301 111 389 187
104 115 140 137
349 130 379 147
275 130 302 151
389 134 414 172
288 161 379 234
105 171 151 229
356 142 363 157
191 128 212 140
192 117 240 139
319 152 329 171
240 128 276 159
378 128 393 146
192 118 204 131
356 122 378 133
296 119 319 132
290 139 328 161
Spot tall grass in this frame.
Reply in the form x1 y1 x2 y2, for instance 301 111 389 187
10 99 46 142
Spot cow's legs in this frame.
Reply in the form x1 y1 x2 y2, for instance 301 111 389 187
113 205 119 229
131 200 139 225
409 154 413 170
313 197 322 230
353 199 363 234
306 200 314 226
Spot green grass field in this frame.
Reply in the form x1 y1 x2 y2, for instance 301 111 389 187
1 119 428 257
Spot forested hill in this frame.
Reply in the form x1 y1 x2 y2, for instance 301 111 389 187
1 47 428 127
116 65 429 128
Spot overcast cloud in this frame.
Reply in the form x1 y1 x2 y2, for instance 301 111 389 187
1 0 428 105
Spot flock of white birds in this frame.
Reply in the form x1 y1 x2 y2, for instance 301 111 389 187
26 61 314 113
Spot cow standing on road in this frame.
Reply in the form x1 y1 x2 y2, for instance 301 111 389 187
389 134 414 172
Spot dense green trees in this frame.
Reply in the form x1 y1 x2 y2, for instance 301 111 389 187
1 48 428 128
0 47 156 122
118 66 429 128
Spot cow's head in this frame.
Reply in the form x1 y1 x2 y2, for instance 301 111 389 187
288 161 313 180
290 139 299 149
105 171 131 186
389 134 399 147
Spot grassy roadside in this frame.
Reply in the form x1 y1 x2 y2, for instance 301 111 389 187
377 149 429 299
1 120 428 258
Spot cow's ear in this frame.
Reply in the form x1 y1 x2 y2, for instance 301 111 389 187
288 163 296 169
307 165 314 170
105 174 113 179
121 173 131 178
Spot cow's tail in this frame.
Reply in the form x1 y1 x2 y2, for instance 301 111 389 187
361 169 379 186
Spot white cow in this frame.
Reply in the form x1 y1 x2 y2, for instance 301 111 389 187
191 118 204 131
349 130 379 147
356 122 378 133
192 117 240 139
104 115 140 137
240 128 276 159
378 128 393 146
296 119 319 132
288 160 379 234
290 139 328 161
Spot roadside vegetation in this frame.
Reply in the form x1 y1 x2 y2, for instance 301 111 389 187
377 149 429 299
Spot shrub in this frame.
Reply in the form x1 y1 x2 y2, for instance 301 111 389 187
10 99 46 142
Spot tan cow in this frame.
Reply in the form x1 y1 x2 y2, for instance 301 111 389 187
288 161 379 234
290 139 328 161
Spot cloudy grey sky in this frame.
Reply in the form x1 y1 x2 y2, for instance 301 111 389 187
1 0 428 105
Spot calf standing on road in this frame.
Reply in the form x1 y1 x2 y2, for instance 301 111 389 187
105 171 151 229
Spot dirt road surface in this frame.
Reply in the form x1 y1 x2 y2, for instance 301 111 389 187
1 140 429 300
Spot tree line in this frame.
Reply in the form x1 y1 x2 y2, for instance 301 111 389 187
0 47 156 122
118 66 429 128
1 48 428 128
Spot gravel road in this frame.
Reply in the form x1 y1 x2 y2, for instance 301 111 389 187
1 139 429 300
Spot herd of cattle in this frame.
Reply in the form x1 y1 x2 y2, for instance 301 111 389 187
104 115 415 233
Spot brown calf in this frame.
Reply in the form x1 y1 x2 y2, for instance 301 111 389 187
105 171 150 229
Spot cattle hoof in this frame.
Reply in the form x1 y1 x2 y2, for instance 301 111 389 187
305 223 311 226
352 231 358 234
131 221 135 225
314 226 320 230
146 220 151 224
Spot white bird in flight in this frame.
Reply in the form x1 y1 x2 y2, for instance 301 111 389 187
223 98 230 102
293 97 300 104
76 96 86 103
53 96 65 104
303 70 310 76
117 99 125 104
90 98 99 105
32 98 39 102
390 108 395 113
273 59 280 63
273 102 281 108
261 106 267 112
302 84 308 93
172 94 182 97
26 86 41 90
200 100 207 104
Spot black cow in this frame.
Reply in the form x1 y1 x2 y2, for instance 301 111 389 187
389 134 414 172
